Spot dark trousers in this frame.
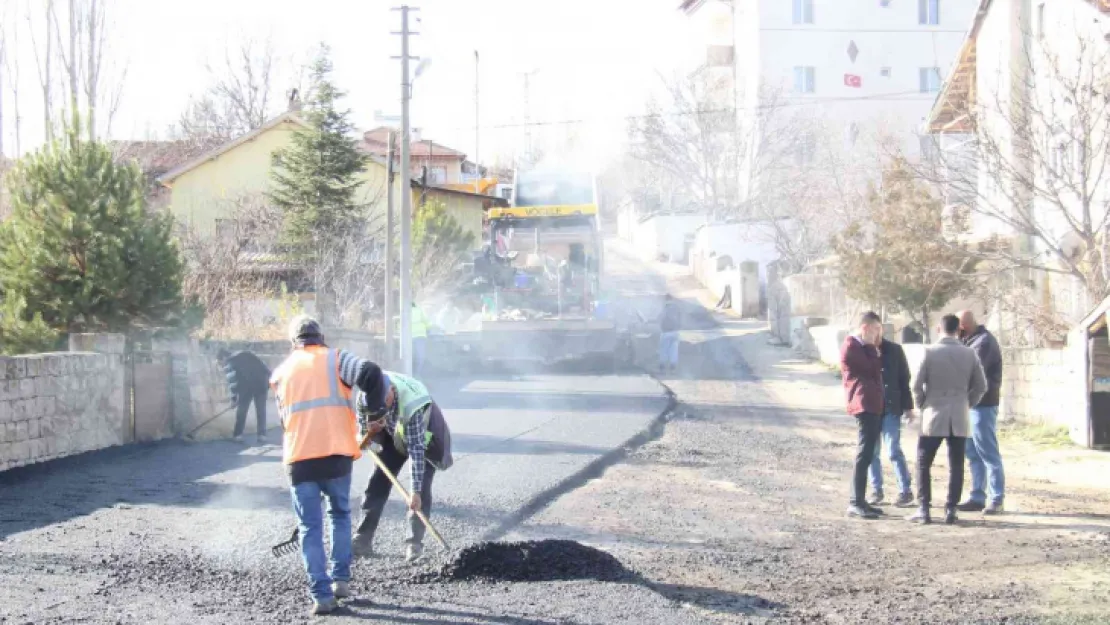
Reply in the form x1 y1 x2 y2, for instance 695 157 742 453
916 436 967 509
356 433 436 545
851 412 882 505
233 390 268 437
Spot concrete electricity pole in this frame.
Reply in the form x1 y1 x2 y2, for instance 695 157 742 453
384 131 396 368
474 49 479 194
391 4 419 375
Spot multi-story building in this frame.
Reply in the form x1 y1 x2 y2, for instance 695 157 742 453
361 127 474 185
681 0 979 193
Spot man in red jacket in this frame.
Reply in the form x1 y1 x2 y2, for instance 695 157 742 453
840 311 886 520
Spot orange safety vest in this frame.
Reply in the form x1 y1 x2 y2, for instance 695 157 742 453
270 345 361 465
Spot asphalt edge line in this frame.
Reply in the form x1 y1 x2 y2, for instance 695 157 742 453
482 371 678 542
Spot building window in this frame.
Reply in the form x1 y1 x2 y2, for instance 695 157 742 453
795 132 818 166
846 123 860 147
793 66 816 94
500 187 513 200
919 67 942 93
918 0 940 25
919 135 939 162
792 0 814 25
428 166 447 184
880 67 892 78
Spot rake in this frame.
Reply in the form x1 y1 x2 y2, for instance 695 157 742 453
271 527 300 558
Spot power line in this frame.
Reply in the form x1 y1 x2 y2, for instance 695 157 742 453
430 89 937 133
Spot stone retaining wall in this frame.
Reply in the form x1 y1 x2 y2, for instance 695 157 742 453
0 349 128 471
1001 346 1087 442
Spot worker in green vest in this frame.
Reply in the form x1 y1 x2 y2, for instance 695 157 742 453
411 302 429 377
353 371 453 562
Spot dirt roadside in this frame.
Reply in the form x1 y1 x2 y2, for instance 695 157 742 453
509 268 1110 625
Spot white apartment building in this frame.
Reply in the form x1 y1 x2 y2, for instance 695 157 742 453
681 0 979 177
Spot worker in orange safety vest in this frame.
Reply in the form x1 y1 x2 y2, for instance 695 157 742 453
269 315 387 616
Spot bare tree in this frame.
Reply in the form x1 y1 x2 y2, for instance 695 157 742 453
3 3 24 155
627 71 869 276
49 0 123 139
628 70 740 219
27 0 55 140
0 21 6 158
177 39 283 145
178 194 284 335
922 18 1110 340
739 94 868 275
314 219 387 330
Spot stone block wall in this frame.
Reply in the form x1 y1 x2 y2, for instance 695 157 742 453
0 351 128 472
157 332 386 440
1001 346 1087 441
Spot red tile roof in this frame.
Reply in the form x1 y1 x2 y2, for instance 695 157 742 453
112 140 222 178
361 127 467 160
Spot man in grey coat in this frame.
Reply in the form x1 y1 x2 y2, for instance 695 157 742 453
908 314 988 525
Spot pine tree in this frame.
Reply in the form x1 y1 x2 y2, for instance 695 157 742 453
268 45 367 253
833 157 977 339
0 127 185 336
0 295 58 355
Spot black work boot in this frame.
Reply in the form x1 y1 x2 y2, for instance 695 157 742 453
944 507 958 525
352 532 374 558
846 504 878 520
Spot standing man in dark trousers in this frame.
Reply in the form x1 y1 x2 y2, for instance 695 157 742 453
869 336 916 507
908 314 987 525
217 348 271 445
840 311 886 520
353 371 453 563
957 310 1006 515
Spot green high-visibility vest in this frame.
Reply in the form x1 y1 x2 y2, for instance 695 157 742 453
412 306 429 338
387 371 433 451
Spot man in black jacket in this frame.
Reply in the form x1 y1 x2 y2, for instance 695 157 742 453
956 311 1006 515
868 337 916 508
217 348 272 445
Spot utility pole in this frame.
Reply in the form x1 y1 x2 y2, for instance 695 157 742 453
520 69 539 165
474 49 479 194
391 5 419 375
384 131 396 368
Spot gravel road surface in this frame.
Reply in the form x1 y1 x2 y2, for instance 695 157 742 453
0 242 704 624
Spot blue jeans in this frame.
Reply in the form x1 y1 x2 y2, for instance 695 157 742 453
869 412 912 496
413 336 427 377
966 406 1005 505
290 474 352 601
658 331 679 367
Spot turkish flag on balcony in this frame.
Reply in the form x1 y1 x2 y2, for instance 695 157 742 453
844 74 862 88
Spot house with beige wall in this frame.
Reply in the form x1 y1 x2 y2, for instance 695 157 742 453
155 112 500 331
156 112 493 242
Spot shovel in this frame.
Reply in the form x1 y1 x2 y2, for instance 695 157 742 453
365 443 451 551
271 445 450 558
184 404 235 440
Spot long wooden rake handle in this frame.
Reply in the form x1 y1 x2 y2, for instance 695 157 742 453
366 447 450 550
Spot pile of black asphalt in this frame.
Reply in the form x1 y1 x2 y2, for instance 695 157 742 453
412 539 639 584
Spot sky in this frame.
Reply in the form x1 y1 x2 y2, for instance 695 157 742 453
1 0 694 171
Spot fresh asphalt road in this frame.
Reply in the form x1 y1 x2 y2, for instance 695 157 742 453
0 242 712 624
